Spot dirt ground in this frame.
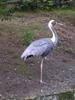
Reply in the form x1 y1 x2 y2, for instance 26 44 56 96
0 11 75 99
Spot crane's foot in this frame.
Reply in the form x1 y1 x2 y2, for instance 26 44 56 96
40 80 48 85
45 57 49 61
40 80 43 83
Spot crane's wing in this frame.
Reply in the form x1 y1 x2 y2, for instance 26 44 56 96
21 38 54 60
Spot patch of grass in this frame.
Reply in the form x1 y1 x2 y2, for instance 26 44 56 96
24 91 75 100
58 91 74 100
0 7 15 20
0 7 5 14
50 7 75 22
23 28 34 46
52 7 75 17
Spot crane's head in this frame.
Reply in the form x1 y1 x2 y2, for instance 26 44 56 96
48 20 56 27
48 20 63 28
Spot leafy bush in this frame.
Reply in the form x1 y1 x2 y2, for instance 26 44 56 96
0 0 74 14
23 28 34 46
0 7 15 21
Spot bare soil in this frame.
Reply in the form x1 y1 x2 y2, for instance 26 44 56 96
0 11 75 99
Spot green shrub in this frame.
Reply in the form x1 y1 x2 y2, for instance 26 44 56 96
0 7 15 21
23 28 34 46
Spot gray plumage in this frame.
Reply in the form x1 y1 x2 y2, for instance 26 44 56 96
21 38 54 60
21 20 59 60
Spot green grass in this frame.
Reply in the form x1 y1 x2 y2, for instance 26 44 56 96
52 7 75 15
58 91 74 100
23 28 34 46
24 91 75 100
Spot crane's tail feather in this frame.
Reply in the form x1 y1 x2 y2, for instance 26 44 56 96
26 55 33 59
21 53 33 61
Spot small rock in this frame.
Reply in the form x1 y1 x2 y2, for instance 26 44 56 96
0 94 2 97
14 68 16 71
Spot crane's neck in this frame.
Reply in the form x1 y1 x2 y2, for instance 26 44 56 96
49 24 58 46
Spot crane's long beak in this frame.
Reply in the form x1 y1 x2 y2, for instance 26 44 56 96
57 23 63 26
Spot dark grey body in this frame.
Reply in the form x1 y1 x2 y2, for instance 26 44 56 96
21 38 54 60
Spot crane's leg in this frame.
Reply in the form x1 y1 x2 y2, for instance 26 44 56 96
40 58 44 83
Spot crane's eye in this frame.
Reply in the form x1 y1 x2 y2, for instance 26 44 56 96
53 21 56 25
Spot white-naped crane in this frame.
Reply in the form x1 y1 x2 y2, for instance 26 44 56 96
21 20 63 83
